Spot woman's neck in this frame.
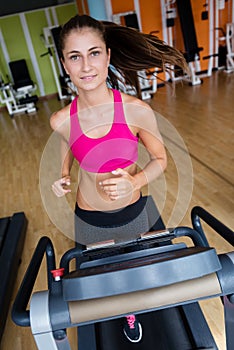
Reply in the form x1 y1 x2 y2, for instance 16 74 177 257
78 85 113 110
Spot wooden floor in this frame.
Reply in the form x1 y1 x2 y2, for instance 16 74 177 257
0 70 233 350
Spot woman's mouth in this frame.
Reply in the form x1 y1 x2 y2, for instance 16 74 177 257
81 75 96 81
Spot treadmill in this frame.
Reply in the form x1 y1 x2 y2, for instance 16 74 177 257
12 206 234 349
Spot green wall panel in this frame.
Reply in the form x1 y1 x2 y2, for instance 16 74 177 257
0 46 8 82
1 15 30 67
55 3 78 26
26 10 56 95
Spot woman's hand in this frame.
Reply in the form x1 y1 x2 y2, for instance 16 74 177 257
52 176 71 197
99 168 139 200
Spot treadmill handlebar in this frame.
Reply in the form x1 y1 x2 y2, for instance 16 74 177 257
173 226 209 247
191 206 234 247
141 227 209 247
11 236 56 327
11 207 233 327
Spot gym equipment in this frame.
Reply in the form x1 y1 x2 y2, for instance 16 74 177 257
202 1 229 76
118 68 158 100
176 0 204 85
113 11 140 29
112 11 158 99
0 60 38 117
225 22 234 73
12 205 234 349
0 212 27 343
161 0 203 85
161 0 232 85
41 26 76 101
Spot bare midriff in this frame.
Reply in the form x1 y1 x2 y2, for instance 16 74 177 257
77 163 141 211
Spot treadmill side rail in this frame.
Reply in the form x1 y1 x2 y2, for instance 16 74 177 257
30 291 71 350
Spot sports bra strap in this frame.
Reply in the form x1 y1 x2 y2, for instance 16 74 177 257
113 89 126 124
70 95 78 117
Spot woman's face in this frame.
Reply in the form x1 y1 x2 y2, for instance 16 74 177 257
62 28 110 92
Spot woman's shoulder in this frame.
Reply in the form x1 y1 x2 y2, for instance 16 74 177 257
50 103 71 133
120 91 158 132
121 91 152 110
121 91 153 119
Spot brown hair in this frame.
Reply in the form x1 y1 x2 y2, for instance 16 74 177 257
59 14 188 97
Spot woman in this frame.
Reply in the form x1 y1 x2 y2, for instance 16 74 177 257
51 14 187 343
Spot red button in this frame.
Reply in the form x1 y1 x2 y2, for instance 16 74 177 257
51 268 65 279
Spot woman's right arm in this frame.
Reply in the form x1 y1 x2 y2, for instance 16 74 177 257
50 109 74 197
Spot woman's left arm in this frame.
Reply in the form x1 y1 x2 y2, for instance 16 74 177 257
133 110 167 190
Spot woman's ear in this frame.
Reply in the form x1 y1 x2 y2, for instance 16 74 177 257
107 48 111 66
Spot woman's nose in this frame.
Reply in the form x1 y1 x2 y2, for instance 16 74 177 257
82 56 91 71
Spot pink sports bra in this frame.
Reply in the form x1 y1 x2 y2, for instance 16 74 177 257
69 89 138 173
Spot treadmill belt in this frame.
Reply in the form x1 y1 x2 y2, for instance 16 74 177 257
95 307 193 350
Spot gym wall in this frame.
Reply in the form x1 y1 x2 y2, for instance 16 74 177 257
0 2 77 105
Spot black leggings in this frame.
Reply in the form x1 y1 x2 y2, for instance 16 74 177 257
74 195 150 245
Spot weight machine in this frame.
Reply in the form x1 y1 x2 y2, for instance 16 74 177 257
0 59 38 117
160 0 203 85
161 0 233 85
112 11 158 99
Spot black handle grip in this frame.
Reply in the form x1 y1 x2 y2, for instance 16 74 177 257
191 206 234 247
11 236 56 327
173 226 209 247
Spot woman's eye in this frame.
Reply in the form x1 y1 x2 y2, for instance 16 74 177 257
91 51 100 57
70 55 80 61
